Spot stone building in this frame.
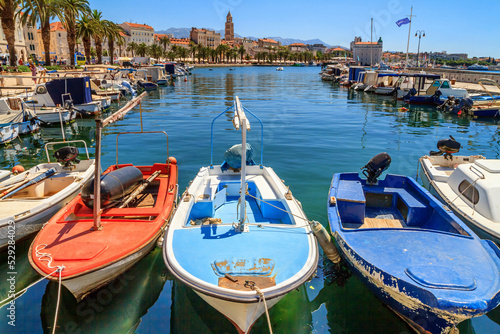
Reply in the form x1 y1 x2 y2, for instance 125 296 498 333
190 28 220 49
225 11 234 41
37 22 69 63
0 12 28 63
288 43 306 52
119 22 155 46
350 36 383 66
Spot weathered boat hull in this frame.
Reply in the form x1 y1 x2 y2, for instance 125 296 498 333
36 109 76 124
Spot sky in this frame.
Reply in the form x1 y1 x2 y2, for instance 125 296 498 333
87 0 500 58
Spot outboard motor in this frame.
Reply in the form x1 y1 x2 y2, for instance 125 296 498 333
430 135 461 160
221 143 255 171
452 98 474 116
402 88 417 100
361 152 391 185
53 146 80 167
120 80 136 96
437 96 456 112
81 166 144 208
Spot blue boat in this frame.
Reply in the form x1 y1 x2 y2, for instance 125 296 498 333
327 153 500 334
163 97 319 333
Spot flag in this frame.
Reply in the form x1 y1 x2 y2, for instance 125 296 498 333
396 18 410 27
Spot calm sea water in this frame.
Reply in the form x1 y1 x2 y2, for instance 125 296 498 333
1 66 500 334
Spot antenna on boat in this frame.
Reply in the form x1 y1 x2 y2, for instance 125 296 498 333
234 96 250 232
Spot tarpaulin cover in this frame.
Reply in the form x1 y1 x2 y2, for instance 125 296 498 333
221 143 256 171
45 77 92 105
165 64 176 75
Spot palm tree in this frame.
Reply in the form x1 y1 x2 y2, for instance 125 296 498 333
21 0 60 65
57 0 90 66
104 21 124 64
159 36 170 53
238 45 245 63
116 36 125 57
1 0 20 66
148 44 163 60
136 43 147 57
188 41 196 62
89 10 107 64
76 15 95 63
126 41 138 57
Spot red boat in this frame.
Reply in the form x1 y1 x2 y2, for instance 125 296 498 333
28 160 177 300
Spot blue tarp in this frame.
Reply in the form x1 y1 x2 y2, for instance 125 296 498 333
349 67 366 81
45 77 92 105
165 63 176 75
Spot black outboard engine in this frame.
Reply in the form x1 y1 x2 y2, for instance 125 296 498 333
361 152 392 185
53 146 80 167
429 135 461 160
81 166 144 208
451 98 474 116
403 88 417 100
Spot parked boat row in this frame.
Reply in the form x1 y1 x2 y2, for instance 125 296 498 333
3 92 500 334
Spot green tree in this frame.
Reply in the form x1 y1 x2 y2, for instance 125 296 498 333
238 45 245 63
104 21 124 64
126 41 138 57
1 0 20 66
21 0 60 65
76 15 95 63
136 43 147 57
189 41 196 62
58 0 90 66
89 9 108 64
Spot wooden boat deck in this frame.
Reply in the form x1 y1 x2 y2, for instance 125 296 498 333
344 217 406 229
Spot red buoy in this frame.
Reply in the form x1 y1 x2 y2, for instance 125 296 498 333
168 157 177 165
12 165 25 174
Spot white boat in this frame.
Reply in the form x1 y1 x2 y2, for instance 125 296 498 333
0 140 95 250
24 77 102 114
0 97 41 134
276 67 283 71
35 107 76 124
418 137 500 243
0 124 18 144
163 97 318 334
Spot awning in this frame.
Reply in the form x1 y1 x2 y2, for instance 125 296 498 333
119 57 132 61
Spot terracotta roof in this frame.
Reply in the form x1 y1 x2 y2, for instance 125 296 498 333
154 34 171 41
119 31 128 37
331 47 345 52
170 38 190 45
261 38 278 43
289 43 305 47
50 21 65 32
354 42 378 45
123 22 154 30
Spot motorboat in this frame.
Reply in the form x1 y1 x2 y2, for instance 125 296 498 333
419 136 500 244
24 77 102 115
0 124 18 144
328 152 500 333
29 98 177 301
403 78 469 106
0 97 40 134
0 141 95 250
163 97 318 333
276 67 284 71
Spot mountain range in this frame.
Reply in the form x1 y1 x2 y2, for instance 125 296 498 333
155 27 347 49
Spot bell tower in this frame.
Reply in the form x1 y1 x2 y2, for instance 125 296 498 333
225 11 234 41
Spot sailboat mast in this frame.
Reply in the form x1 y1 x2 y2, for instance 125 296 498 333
405 6 413 69
370 18 373 67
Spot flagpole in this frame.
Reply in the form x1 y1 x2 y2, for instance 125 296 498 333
405 6 413 69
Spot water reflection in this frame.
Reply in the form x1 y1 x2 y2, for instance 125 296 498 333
40 248 167 334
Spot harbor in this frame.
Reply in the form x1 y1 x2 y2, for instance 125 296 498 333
1 66 500 333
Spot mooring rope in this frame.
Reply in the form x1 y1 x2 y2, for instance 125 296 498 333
245 282 273 334
35 244 65 334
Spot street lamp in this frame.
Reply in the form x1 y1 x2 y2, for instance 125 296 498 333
415 30 425 67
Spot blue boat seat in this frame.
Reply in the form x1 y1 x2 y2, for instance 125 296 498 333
384 187 429 226
336 180 366 225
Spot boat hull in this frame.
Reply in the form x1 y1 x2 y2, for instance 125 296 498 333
196 291 282 333
57 234 159 301
36 109 76 124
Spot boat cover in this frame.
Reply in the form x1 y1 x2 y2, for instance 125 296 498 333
221 143 256 171
46 77 93 106
0 108 36 125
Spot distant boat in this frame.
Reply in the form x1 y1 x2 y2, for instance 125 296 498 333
328 152 500 334
467 63 489 71
276 67 283 71
163 97 318 334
